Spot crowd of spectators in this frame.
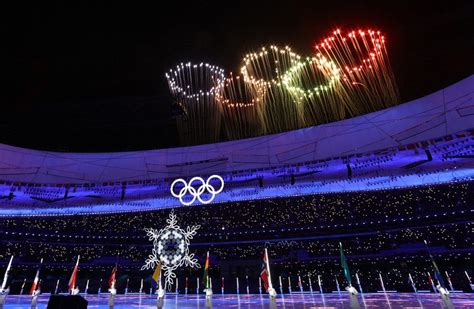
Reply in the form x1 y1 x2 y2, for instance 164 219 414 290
1 181 471 236
1 223 471 264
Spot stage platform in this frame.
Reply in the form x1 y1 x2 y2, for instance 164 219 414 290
1 292 473 308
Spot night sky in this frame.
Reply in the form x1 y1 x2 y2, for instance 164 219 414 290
0 1 472 152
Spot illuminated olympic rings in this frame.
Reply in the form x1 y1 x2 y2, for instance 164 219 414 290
170 175 225 206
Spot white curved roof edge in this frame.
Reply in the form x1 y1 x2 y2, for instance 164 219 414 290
0 75 473 184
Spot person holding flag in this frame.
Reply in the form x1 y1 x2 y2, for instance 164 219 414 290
260 252 269 293
0 256 14 305
260 248 277 298
108 265 117 295
30 258 43 296
203 251 212 298
20 278 27 295
340 242 358 295
33 280 42 296
31 279 42 308
84 279 90 295
465 271 474 291
427 272 437 293
424 240 449 296
153 263 164 308
107 264 118 307
408 273 417 293
151 262 165 299
68 255 80 295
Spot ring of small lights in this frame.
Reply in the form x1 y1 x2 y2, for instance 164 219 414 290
281 56 341 100
240 45 301 87
142 211 200 287
170 175 224 206
165 62 225 99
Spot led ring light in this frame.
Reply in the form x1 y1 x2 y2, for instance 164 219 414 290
170 175 224 206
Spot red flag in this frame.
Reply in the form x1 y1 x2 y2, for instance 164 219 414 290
260 251 269 292
68 256 80 290
108 266 117 289
30 258 43 295
32 280 42 295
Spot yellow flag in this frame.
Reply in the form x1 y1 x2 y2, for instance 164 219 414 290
152 263 161 285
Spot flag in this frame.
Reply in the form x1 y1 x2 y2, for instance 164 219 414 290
32 280 42 296
68 256 80 291
260 250 269 292
108 266 117 289
117 274 129 283
433 265 446 288
1 255 14 290
340 242 352 286
424 240 446 288
428 272 433 285
30 258 43 295
203 251 210 289
151 263 161 288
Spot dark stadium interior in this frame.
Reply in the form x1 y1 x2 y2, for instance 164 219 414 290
0 2 473 308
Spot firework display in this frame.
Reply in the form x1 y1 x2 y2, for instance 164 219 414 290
218 73 263 140
240 46 303 134
281 55 343 125
165 62 225 145
315 28 399 112
166 27 399 145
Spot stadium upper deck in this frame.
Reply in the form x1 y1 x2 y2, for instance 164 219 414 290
0 76 472 215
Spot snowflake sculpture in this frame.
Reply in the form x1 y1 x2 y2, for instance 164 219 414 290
141 210 200 287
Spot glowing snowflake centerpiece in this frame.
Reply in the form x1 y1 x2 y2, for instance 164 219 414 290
141 210 200 287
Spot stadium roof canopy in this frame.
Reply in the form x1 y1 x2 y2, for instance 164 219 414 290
0 75 473 185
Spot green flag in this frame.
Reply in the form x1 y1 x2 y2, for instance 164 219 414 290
340 242 352 286
203 251 210 289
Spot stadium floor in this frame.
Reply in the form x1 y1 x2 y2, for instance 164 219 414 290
2 292 473 308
